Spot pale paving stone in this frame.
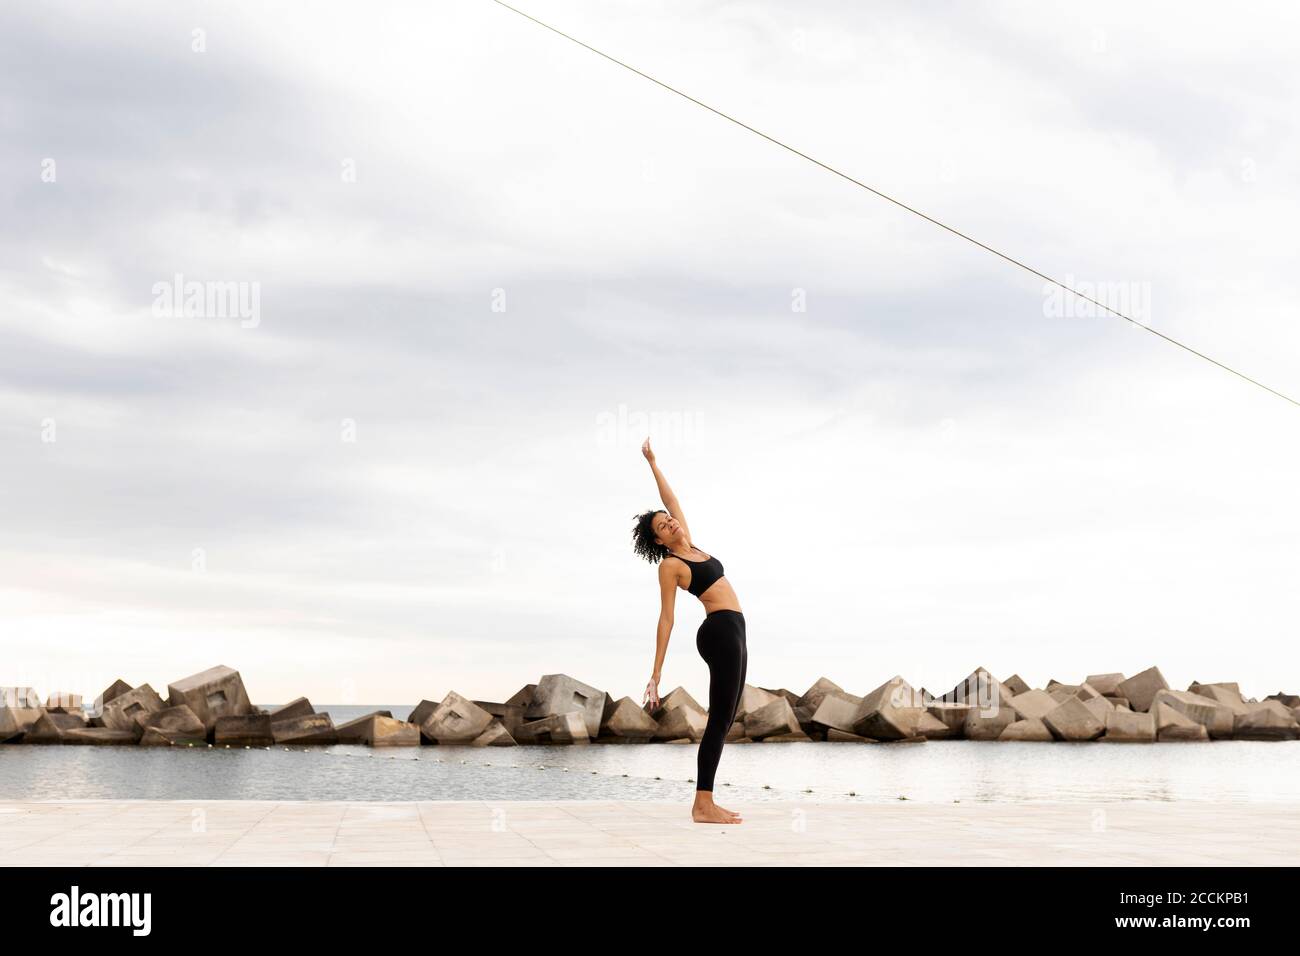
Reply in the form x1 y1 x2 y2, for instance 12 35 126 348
330 831 428 844
329 857 447 867
208 859 328 867
439 845 538 858
426 835 537 849
560 858 676 867
523 833 638 846
3 850 116 866
2 799 1298 866
543 845 668 861
27 834 151 849
89 855 229 868
327 850 445 864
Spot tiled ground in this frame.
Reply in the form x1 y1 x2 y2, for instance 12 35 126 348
0 800 1295 866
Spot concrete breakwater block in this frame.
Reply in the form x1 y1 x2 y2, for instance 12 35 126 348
963 697 1017 740
1188 681 1242 702
1076 682 1105 701
925 701 972 738
1047 680 1103 702
1009 689 1057 722
1233 706 1299 741
744 697 801 740
1152 690 1235 739
791 702 821 739
649 686 703 725
167 665 254 734
737 685 779 722
140 705 207 745
600 697 658 743
1102 709 1156 742
1085 673 1126 697
963 706 1016 740
505 684 536 710
1155 702 1209 741
518 712 590 744
853 676 924 740
1000 718 1054 741
215 714 275 747
469 720 517 746
101 684 165 738
825 728 878 742
767 687 802 708
61 728 139 745
1002 673 1031 696
1183 686 1297 739
271 712 339 745
87 679 132 725
813 693 869 735
420 692 493 744
941 668 1016 720
22 712 87 744
761 731 813 742
472 700 529 742
406 699 440 728
1082 696 1115 724
526 674 608 740
1 687 41 708
0 705 45 743
1043 697 1105 741
653 706 706 742
268 697 315 723
915 710 954 739
1 687 45 742
338 713 418 747
45 691 83 713
797 677 850 713
1117 667 1169 713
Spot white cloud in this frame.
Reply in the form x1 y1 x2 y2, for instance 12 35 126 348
1 0 1297 704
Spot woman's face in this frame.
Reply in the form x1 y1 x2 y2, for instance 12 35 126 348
652 511 682 546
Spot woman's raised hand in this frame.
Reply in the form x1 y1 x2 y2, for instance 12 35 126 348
641 437 655 463
643 676 660 710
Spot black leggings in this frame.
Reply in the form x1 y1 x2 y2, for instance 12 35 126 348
695 609 747 793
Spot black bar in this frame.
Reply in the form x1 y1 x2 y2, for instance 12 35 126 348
0 865 1284 939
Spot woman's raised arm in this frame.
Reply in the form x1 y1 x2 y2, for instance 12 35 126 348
641 437 690 541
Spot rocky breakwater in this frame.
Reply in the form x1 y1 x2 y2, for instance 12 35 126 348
2 665 1297 749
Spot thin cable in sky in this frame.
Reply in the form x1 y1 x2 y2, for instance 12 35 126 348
488 0 1300 409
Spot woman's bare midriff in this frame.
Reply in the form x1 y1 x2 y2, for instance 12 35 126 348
692 577 742 615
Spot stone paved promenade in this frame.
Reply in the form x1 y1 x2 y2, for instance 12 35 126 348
1 799 1295 866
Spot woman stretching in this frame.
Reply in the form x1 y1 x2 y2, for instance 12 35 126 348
633 438 747 825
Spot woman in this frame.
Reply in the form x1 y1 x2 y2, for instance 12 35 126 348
633 438 747 825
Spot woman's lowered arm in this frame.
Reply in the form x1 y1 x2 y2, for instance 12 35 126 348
644 560 678 708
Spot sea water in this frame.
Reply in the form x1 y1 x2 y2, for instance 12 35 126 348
2 704 1295 804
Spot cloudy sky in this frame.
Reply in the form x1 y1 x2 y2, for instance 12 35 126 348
2 0 1298 707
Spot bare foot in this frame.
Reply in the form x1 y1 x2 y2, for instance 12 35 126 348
707 801 738 822
692 803 743 824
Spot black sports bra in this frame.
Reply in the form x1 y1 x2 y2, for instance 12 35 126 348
669 548 724 598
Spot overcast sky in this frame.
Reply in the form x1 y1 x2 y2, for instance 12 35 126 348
2 0 1298 707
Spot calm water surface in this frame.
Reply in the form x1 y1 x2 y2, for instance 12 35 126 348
2 704 1296 804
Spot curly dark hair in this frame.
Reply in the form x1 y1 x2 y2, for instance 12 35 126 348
631 508 670 564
